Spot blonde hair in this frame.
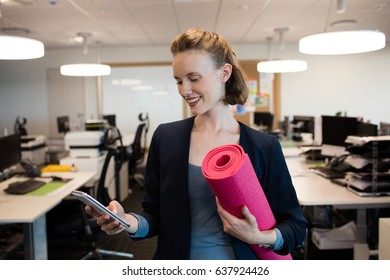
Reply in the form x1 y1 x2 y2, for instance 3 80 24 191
170 28 248 105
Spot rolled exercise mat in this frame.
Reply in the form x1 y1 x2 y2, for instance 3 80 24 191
201 144 292 260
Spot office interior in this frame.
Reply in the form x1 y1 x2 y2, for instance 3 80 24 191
1 1 390 261
1 41 390 137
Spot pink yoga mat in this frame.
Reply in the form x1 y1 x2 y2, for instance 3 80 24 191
202 144 292 260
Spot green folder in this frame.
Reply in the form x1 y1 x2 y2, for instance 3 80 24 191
25 181 68 196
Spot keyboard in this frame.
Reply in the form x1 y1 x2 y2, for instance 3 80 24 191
310 166 345 179
4 179 46 194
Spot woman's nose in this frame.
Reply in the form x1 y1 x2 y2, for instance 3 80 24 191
180 82 192 96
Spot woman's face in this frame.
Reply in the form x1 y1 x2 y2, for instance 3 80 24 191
173 50 228 116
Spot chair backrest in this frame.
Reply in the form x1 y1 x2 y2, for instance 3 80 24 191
103 126 123 147
96 148 118 204
97 127 124 203
138 112 149 149
131 122 146 163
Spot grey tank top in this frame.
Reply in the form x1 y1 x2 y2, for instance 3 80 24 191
188 163 236 260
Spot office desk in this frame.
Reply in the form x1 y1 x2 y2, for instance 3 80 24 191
0 171 95 259
285 155 390 259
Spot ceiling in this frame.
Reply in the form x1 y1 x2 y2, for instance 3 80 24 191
0 0 389 50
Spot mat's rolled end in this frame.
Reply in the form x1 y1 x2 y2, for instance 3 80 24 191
202 144 246 180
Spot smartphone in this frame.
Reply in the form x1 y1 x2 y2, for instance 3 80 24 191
71 190 130 228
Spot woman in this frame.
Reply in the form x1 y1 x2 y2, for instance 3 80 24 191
86 27 307 260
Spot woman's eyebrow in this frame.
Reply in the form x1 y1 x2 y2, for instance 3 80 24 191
174 72 199 79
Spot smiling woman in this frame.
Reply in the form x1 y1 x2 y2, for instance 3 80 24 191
83 28 307 261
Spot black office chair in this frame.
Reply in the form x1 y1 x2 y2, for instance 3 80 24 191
78 127 134 259
127 113 149 188
14 116 28 136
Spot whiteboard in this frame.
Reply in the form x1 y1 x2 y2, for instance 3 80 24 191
102 65 183 147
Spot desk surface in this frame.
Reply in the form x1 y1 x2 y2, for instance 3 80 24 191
0 171 95 223
285 155 390 209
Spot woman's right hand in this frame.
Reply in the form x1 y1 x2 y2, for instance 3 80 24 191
85 200 138 235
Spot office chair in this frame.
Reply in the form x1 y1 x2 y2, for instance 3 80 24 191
127 113 149 188
14 116 28 136
78 127 134 259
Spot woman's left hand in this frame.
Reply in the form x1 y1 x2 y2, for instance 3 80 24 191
215 197 261 244
216 198 277 246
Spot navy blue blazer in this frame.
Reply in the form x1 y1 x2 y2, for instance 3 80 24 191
136 117 307 260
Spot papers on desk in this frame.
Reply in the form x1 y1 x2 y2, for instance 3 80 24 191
342 172 390 196
312 221 356 250
282 147 303 157
282 146 322 158
345 136 390 158
345 155 371 169
41 164 75 172
342 135 390 197
345 135 390 146
345 177 390 191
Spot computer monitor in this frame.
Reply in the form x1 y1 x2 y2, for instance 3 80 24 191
253 112 274 129
379 122 390 135
57 116 70 134
292 115 315 135
291 115 315 142
0 134 21 172
321 115 359 157
357 122 378 136
103 114 116 127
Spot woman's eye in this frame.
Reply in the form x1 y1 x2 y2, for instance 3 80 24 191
190 77 199 82
175 80 182 85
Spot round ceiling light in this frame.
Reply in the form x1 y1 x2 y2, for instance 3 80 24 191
257 60 308 73
299 30 386 55
0 35 45 60
60 64 111 76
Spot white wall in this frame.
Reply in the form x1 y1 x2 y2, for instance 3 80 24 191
280 48 390 125
1 43 389 137
232 43 390 126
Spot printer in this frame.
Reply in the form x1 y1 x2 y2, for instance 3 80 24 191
21 135 47 165
60 130 128 200
64 131 104 158
61 130 106 188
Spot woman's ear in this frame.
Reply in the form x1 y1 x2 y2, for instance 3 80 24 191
221 63 233 82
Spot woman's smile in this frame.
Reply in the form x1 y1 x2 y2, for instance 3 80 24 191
186 96 202 106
